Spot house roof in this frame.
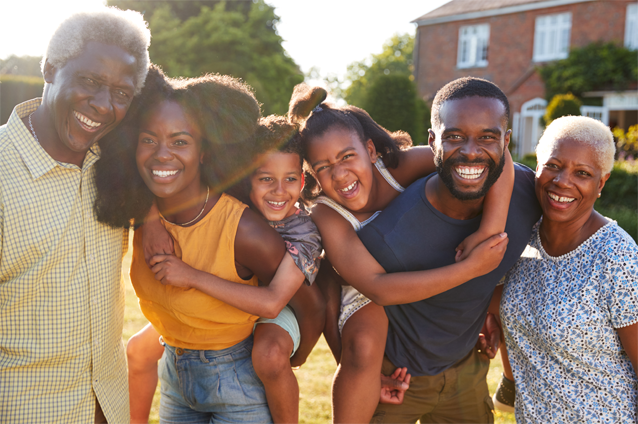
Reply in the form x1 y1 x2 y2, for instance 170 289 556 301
413 0 593 26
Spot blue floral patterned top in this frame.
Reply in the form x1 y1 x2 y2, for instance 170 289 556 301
502 220 638 424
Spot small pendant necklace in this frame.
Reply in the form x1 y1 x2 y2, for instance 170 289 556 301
162 186 210 226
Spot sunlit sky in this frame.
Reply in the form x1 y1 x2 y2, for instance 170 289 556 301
0 0 449 82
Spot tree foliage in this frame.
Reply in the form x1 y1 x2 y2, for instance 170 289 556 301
543 93 581 126
538 42 638 100
343 34 415 108
108 0 303 115
0 55 42 77
108 1 250 21
363 75 428 145
342 34 429 144
613 125 638 161
0 75 44 125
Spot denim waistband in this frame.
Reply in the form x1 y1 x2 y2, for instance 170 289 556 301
160 335 253 360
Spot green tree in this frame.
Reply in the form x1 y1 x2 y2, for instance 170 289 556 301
343 33 415 108
110 0 303 115
539 42 638 100
543 93 581 126
342 34 429 145
108 1 250 22
363 75 428 145
0 55 42 77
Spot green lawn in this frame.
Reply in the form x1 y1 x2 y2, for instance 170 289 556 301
121 234 515 423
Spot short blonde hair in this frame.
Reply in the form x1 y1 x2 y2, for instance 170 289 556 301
536 116 615 174
43 7 151 94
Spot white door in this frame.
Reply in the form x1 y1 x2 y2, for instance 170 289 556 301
516 98 547 157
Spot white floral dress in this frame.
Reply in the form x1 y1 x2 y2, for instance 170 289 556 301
502 220 638 424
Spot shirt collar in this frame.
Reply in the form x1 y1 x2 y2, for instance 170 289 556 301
8 99 103 179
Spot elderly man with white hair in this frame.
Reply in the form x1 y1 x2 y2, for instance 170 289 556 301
0 7 150 423
498 116 638 423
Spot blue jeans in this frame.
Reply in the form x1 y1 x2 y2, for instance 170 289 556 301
158 336 272 424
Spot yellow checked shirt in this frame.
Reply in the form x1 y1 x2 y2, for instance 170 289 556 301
0 100 129 423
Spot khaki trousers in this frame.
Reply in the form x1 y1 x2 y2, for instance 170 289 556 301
371 349 494 423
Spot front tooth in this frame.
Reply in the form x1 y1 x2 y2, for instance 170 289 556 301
341 182 356 192
153 170 178 177
549 193 574 203
75 111 101 127
456 167 484 179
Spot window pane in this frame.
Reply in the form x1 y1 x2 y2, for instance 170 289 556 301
457 24 490 67
534 12 571 61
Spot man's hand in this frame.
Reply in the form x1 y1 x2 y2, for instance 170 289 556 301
379 367 411 405
476 312 500 359
150 255 198 289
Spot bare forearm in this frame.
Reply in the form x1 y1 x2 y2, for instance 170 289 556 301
350 260 480 306
189 271 287 318
480 149 514 235
190 254 304 319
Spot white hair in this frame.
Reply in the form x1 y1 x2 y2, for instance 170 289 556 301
536 115 615 174
43 7 151 94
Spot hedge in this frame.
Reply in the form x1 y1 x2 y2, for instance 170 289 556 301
543 93 581 126
1 75 44 125
362 74 430 145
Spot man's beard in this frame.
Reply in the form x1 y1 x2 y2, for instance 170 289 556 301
434 150 505 201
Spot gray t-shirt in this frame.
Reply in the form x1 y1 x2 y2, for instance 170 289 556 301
358 164 541 376
269 207 322 285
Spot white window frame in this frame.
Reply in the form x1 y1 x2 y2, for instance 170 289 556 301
533 12 571 62
457 24 490 68
625 3 638 50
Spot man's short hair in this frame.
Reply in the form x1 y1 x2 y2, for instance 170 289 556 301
43 7 151 94
431 77 510 129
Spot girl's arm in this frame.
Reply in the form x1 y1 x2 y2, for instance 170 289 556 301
150 208 299 319
139 201 174 266
389 146 436 187
312 204 509 306
150 252 304 319
456 149 515 261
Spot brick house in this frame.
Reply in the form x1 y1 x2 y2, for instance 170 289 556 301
412 0 638 156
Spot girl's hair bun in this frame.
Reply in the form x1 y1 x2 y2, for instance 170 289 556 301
288 83 328 123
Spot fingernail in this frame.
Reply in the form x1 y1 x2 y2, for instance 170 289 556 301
500 232 507 237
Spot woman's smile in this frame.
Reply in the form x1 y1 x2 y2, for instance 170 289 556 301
535 137 606 225
136 100 204 203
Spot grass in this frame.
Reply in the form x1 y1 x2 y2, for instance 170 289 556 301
121 233 515 423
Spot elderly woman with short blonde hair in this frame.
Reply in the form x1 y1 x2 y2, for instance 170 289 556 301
500 116 638 423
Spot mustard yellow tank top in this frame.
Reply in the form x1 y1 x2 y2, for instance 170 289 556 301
130 193 259 350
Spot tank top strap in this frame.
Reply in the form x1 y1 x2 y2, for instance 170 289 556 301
375 157 405 193
315 196 364 231
315 196 382 232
